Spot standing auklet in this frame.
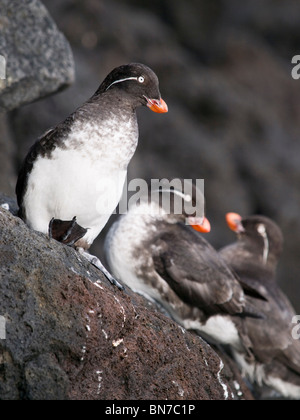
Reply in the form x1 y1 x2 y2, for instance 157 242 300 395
16 63 168 288
105 182 264 350
220 213 300 399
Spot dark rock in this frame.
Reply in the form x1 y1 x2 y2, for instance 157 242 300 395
0 0 75 112
0 114 16 196
0 196 252 400
0 194 18 216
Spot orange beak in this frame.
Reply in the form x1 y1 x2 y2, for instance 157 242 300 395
146 97 168 113
226 212 244 233
190 217 211 233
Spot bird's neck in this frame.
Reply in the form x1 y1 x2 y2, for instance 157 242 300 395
230 242 277 281
59 95 139 170
90 89 141 113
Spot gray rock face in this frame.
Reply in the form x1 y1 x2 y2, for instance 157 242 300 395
0 0 75 112
0 198 252 400
0 114 16 196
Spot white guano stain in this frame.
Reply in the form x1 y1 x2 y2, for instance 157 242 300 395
233 381 243 397
96 370 103 395
113 296 126 328
172 381 185 397
112 338 124 348
217 360 229 400
102 329 108 340
93 280 104 290
81 345 87 362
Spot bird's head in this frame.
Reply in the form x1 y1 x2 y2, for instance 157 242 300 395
98 63 168 113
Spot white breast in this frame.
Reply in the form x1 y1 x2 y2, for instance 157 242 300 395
233 350 300 399
23 115 139 245
183 315 242 349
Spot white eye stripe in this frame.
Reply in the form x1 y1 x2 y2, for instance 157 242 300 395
106 77 139 91
106 76 145 91
257 224 269 265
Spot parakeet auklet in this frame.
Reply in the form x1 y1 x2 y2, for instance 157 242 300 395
16 63 168 289
220 213 300 399
105 182 263 350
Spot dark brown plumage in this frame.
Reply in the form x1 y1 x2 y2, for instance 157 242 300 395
220 214 300 399
105 186 265 353
152 223 260 318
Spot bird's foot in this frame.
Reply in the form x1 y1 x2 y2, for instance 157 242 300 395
49 217 87 246
78 249 124 291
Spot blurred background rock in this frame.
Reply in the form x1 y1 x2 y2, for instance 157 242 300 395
1 0 300 311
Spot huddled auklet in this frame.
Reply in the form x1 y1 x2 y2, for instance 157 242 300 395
105 182 264 351
16 63 168 288
220 213 300 399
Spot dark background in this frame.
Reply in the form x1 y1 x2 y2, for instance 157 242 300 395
4 0 300 311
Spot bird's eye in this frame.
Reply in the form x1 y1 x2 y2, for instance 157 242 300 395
138 76 145 84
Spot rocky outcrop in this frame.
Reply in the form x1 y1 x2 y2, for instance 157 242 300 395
0 0 75 112
0 197 252 400
0 114 16 196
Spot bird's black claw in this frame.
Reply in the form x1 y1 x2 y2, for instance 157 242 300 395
107 276 125 291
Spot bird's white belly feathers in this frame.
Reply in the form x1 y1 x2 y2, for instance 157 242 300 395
24 148 128 245
23 115 138 245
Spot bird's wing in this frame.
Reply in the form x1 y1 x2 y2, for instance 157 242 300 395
152 224 246 316
220 243 300 375
244 293 300 376
16 122 70 217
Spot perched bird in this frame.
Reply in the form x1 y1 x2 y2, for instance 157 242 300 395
220 213 300 399
16 63 168 288
105 182 263 351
